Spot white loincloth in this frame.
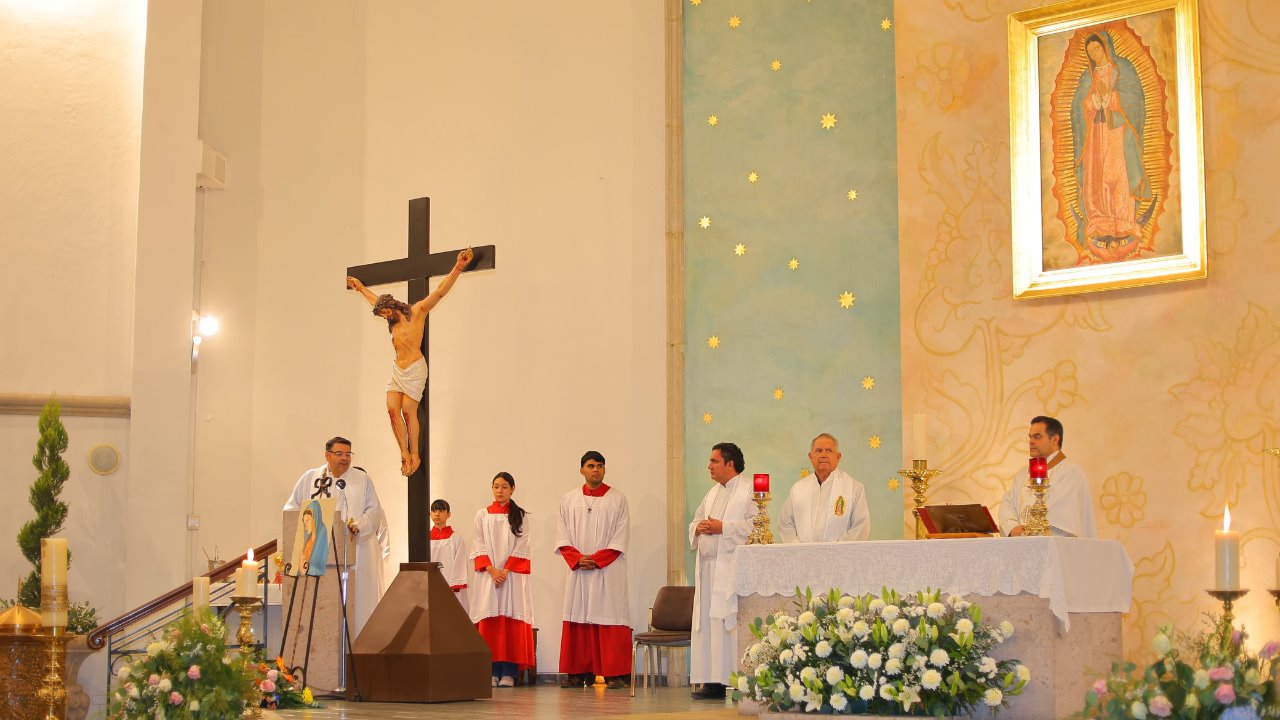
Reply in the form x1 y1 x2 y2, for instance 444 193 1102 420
386 357 428 400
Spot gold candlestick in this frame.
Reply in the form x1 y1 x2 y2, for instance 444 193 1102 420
36 626 67 720
898 460 941 540
1022 477 1051 536
232 596 263 660
1206 588 1249 630
746 492 774 545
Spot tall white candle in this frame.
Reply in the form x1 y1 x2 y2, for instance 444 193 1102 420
235 548 258 597
912 414 928 460
1214 505 1240 590
192 576 210 611
40 538 69 627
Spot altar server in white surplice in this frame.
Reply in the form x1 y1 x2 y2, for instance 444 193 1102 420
429 498 469 612
689 442 758 700
999 415 1097 538
470 472 535 688
777 433 870 543
555 450 631 689
283 436 388 639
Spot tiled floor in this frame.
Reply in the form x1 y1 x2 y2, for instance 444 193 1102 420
261 685 737 719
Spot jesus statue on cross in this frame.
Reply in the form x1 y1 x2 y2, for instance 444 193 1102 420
347 246 473 476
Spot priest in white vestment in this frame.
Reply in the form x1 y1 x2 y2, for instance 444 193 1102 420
555 450 631 688
283 436 389 639
689 442 759 700
998 416 1097 538
777 433 870 543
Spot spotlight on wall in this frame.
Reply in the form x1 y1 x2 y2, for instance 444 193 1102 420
197 316 220 337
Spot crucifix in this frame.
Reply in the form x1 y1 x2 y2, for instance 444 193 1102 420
346 197 495 563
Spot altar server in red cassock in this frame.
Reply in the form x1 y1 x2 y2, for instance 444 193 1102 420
429 498 469 612
470 472 535 688
556 450 631 689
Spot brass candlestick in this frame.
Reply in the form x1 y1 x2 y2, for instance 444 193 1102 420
898 460 941 540
232 596 263 660
36 626 67 720
1206 589 1249 629
746 493 774 545
1023 476 1051 536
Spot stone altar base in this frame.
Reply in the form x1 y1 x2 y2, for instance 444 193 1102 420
736 592 1121 720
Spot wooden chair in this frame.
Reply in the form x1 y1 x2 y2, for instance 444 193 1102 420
630 585 694 696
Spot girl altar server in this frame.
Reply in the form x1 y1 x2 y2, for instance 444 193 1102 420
470 472 535 687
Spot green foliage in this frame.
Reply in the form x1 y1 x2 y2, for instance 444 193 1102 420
16 398 71 609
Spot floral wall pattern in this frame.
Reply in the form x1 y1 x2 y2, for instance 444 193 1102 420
896 0 1280 661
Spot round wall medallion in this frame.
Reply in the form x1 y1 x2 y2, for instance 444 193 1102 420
87 444 120 475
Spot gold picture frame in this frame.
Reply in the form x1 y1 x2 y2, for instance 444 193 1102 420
1008 0 1205 298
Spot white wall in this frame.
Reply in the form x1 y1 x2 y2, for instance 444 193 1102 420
194 1 667 674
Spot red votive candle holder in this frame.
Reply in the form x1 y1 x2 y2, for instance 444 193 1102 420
1029 457 1048 480
753 473 770 493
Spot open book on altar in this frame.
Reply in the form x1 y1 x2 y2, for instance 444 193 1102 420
918 504 999 537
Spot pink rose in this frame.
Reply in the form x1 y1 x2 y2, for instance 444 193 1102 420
1207 666 1235 682
147 674 160 686
1262 641 1279 660
168 691 183 705
1091 679 1107 695
187 665 201 680
261 680 276 693
267 669 279 681
1214 683 1236 705
1148 695 1173 717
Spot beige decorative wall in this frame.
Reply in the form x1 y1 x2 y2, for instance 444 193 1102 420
895 0 1280 660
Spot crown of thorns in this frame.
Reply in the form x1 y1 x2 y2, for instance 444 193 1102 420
372 294 412 317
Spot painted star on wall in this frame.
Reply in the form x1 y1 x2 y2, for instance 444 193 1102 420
887 477 900 491
734 243 747 256
788 258 799 270
773 387 784 400
862 376 875 390
868 435 882 449
707 115 719 127
770 59 782 71
800 468 811 479
690 0 702 5
747 171 759 184
699 216 712 229
820 113 838 129
707 335 720 349
728 15 742 29
839 291 856 308
847 189 859 201
702 412 713 424
881 18 892 31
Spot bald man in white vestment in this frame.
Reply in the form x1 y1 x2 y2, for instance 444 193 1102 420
999 415 1097 538
555 450 631 689
689 441 758 700
777 433 870 543
283 436 388 638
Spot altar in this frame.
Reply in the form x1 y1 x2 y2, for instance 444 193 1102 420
731 537 1133 719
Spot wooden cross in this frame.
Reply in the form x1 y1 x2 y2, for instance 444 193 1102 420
345 197 495 563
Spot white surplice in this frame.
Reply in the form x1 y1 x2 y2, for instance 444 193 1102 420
430 526 469 612
555 485 630 626
776 468 870 543
468 506 534 625
283 465 388 638
688 473 758 685
998 452 1097 538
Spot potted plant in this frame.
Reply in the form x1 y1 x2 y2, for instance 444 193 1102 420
729 587 1028 717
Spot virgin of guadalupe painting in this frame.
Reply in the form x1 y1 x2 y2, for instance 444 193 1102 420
1048 23 1173 267
289 497 335 577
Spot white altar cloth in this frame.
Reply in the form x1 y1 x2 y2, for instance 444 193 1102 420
730 536 1132 630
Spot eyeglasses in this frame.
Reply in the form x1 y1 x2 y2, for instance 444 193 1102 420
327 451 354 458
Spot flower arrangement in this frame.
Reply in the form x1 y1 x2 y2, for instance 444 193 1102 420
1083 615 1279 720
257 656 318 709
107 610 257 720
729 587 1029 716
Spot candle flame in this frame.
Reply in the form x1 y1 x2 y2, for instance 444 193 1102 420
247 547 254 562
1223 505 1231 532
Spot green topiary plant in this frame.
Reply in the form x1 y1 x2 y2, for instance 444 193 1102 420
16 397 71 609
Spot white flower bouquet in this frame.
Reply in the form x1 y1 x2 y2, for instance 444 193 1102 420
729 587 1029 715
